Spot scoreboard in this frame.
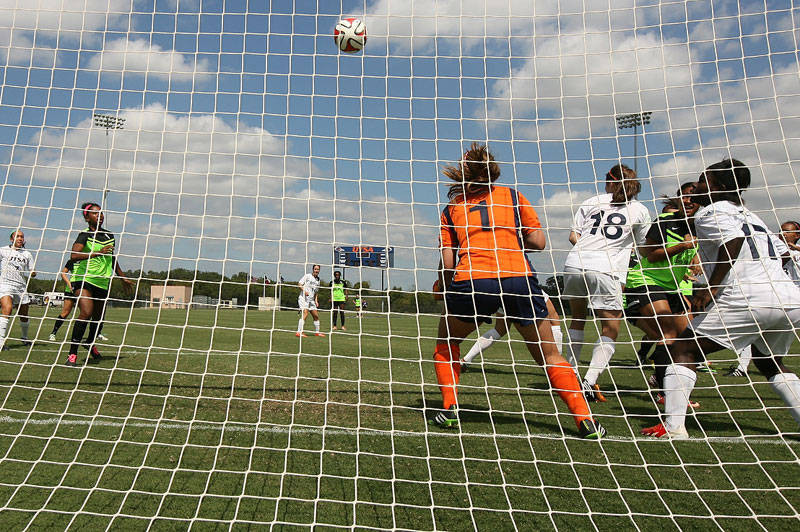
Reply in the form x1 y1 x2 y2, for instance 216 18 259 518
334 246 394 268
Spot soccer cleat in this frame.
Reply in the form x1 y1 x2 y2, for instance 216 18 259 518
459 358 470 373
341 326 346 331
696 363 716 373
429 405 458 428
578 419 606 440
641 423 690 440
582 380 607 402
314 332 325 337
49 334 57 341
21 339 31 346
87 346 103 363
65 353 78 367
655 393 700 409
724 366 748 378
96 334 109 341
332 326 338 330
295 332 308 338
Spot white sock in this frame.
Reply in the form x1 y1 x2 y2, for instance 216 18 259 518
663 364 698 432
297 318 305 333
0 317 9 340
583 336 616 386
551 325 563 356
565 328 585 368
313 320 320 333
769 373 800 426
737 345 752 373
20 320 29 340
463 328 501 363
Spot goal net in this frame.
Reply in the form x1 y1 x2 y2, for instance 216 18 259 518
1 0 799 529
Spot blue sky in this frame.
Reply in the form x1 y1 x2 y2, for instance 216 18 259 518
1 0 799 290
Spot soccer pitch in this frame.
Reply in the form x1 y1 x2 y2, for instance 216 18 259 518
0 307 798 530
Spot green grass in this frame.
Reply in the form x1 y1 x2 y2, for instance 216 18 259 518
1 306 799 530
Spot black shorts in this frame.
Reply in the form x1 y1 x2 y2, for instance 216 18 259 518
444 276 548 327
625 285 687 322
332 300 346 308
63 290 77 301
72 281 109 301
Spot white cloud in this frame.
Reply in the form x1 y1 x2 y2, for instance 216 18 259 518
86 38 211 81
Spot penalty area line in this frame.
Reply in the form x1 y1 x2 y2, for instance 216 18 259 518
0 416 798 445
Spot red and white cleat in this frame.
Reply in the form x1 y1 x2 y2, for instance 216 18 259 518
296 332 308 338
314 332 325 337
641 423 689 440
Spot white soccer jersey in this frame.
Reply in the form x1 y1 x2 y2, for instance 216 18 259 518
298 273 321 300
564 193 651 282
0 245 33 291
693 201 800 307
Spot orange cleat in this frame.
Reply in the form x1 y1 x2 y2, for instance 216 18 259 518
314 332 325 337
296 332 308 338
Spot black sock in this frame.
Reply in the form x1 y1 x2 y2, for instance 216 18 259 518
69 320 88 355
52 316 65 335
651 345 671 390
85 321 99 345
339 310 345 326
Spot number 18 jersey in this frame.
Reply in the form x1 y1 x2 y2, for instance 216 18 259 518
564 193 651 282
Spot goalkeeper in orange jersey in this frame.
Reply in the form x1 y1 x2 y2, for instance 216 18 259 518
429 142 605 439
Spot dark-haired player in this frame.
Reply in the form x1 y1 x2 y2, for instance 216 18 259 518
643 159 800 439
64 203 133 366
0 230 36 349
432 142 604 439
297 264 324 337
331 270 348 331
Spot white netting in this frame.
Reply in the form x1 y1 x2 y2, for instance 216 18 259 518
0 0 799 529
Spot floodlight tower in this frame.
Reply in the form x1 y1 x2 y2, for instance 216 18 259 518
615 112 652 175
93 113 126 205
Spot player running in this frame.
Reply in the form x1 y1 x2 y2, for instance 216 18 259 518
561 164 651 402
64 203 134 366
0 231 36 349
331 270 348 330
297 264 324 337
624 184 701 404
431 142 605 439
642 159 800 439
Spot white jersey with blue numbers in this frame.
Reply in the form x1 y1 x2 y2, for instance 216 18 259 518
0 245 33 292
564 193 651 282
694 201 800 307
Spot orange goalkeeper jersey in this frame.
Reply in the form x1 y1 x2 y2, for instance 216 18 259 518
440 185 541 282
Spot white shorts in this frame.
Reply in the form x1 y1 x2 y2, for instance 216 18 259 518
691 303 800 356
298 296 317 312
561 266 624 311
0 288 30 306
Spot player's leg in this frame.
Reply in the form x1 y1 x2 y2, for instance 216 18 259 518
51 296 74 339
310 309 323 336
65 289 94 366
581 308 622 401
296 305 308 336
545 297 563 356
331 302 338 329
726 345 752 377
83 291 107 361
430 313 476 427
461 314 505 367
18 302 30 344
565 297 588 368
339 303 346 330
752 311 800 426
0 295 13 349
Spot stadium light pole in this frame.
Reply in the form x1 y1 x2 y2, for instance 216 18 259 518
615 112 652 175
93 113 126 205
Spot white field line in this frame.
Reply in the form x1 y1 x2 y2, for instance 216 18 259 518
0 415 798 445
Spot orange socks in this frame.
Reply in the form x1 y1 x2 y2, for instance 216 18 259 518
546 361 592 426
433 343 461 409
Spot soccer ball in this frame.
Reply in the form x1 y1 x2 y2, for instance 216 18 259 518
334 18 367 53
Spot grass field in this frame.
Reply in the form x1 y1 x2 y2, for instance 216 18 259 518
1 306 799 530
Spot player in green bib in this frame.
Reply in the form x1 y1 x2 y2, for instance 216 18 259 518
64 202 134 367
331 271 349 330
624 183 701 399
